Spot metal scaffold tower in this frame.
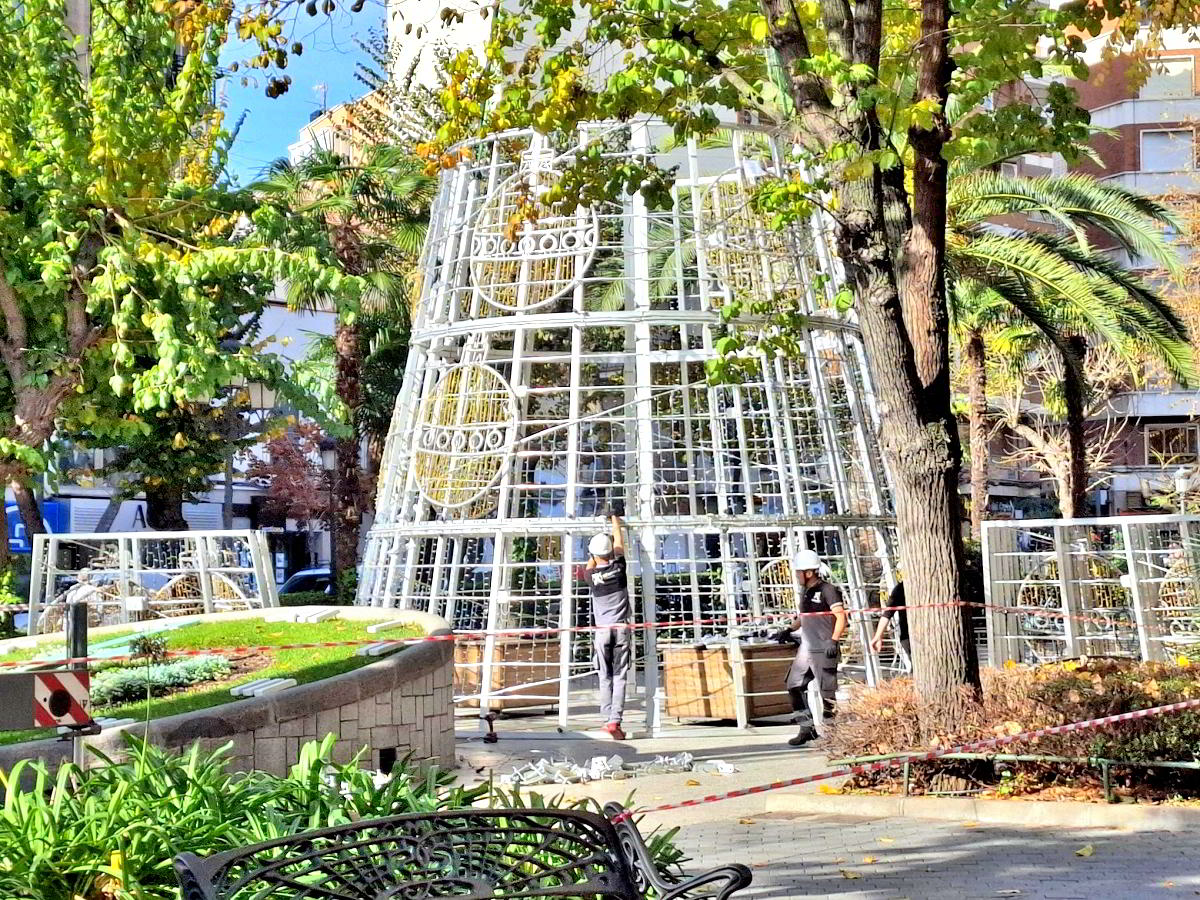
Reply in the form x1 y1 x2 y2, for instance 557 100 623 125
359 122 899 731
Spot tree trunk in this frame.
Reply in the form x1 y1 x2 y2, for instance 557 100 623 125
0 488 10 574
1062 335 1088 519
894 0 980 715
764 0 980 727
222 451 235 529
145 483 188 530
10 480 43 543
965 330 989 542
364 434 384 514
333 318 363 602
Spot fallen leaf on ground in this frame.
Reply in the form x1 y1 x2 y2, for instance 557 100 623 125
878 837 895 844
686 779 701 786
862 856 878 864
738 818 755 825
818 784 840 795
840 869 862 880
833 857 846 864
1075 844 1095 857
962 821 980 828
1161 882 1175 888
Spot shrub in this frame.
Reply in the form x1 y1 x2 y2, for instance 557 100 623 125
828 659 1200 795
0 736 684 899
278 590 339 607
90 655 232 707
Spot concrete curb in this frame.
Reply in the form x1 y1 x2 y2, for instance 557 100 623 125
764 789 1200 831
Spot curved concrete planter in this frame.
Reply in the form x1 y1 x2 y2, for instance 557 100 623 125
0 607 455 777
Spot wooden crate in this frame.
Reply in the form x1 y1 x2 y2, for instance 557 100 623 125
455 638 562 709
663 642 795 721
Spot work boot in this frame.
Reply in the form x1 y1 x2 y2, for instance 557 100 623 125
788 726 818 747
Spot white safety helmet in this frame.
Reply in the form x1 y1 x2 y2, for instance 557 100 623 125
792 549 823 573
589 533 614 558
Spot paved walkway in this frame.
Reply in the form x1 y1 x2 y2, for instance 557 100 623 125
670 812 1200 899
454 713 1200 900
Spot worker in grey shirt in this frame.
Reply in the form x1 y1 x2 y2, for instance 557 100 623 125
586 504 630 740
774 548 847 746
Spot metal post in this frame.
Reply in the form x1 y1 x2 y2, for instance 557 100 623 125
1121 520 1159 662
196 534 214 615
1053 525 1080 658
65 600 88 769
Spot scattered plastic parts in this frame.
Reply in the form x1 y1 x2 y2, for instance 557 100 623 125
501 752 735 785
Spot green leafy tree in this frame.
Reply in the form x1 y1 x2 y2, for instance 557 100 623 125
948 172 1193 530
0 0 360 549
426 0 1200 721
254 147 434 601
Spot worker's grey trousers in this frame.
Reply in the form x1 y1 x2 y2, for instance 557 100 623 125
786 646 838 731
595 625 632 724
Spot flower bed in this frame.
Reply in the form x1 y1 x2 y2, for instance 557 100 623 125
0 736 686 900
0 616 420 746
828 658 1200 801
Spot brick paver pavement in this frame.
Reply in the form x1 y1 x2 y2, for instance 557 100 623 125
671 811 1200 899
457 719 1200 900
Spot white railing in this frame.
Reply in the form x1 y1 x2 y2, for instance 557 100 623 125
982 514 1200 667
28 530 278 634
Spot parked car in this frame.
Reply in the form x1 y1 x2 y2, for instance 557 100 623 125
278 567 333 596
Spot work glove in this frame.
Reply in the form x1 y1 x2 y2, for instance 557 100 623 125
824 644 840 660
603 499 626 518
773 627 797 645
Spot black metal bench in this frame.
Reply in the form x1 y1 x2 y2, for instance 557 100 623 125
175 802 752 899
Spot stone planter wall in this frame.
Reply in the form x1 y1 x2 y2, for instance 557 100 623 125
0 608 456 777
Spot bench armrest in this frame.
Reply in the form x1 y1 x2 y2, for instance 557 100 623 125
604 803 752 900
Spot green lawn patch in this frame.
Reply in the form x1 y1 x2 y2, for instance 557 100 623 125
0 616 418 746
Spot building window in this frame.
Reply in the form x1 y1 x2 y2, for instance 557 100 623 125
1146 424 1199 465
1140 57 1195 99
1141 129 1195 172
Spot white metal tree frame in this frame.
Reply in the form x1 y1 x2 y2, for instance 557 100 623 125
359 123 900 731
982 514 1200 666
28 530 278 633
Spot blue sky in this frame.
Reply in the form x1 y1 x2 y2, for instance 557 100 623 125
221 7 385 184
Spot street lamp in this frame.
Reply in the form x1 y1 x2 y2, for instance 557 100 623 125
320 444 336 569
1174 467 1191 516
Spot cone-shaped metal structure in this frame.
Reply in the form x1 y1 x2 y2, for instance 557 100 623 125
360 123 898 730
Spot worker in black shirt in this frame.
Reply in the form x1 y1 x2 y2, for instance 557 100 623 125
774 549 847 747
585 504 630 741
870 578 910 671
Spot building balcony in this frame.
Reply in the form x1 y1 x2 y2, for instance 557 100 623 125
1105 389 1200 418
1088 96 1200 129
1098 169 1200 194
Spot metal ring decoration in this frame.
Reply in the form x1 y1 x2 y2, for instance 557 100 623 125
469 154 600 312
412 362 520 509
701 168 812 314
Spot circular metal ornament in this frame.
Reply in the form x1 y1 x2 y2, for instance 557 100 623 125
412 363 519 509
470 159 600 312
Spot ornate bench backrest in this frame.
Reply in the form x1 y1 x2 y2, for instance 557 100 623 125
175 807 642 900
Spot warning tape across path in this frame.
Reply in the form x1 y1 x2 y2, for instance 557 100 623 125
609 695 1200 823
0 599 1178 671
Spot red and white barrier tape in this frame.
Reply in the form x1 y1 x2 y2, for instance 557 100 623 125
609 695 1200 823
0 599 1184 671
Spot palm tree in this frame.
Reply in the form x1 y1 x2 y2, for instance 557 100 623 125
947 171 1194 525
255 146 434 601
